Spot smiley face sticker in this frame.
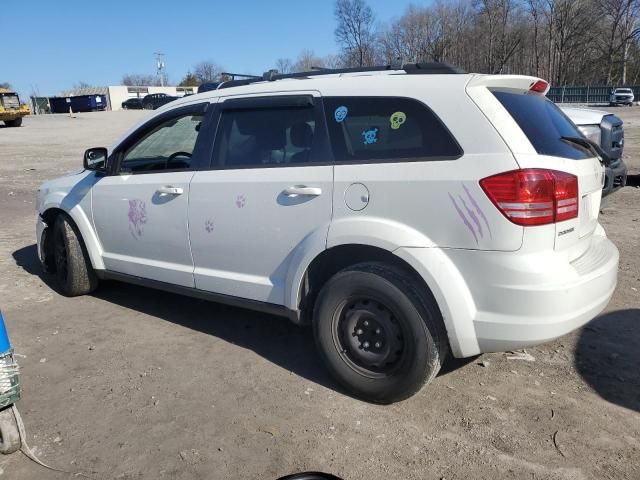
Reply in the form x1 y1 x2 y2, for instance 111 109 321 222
334 106 348 123
390 111 407 130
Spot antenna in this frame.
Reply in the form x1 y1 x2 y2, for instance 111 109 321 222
154 52 166 87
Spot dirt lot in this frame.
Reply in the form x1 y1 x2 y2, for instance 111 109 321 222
0 108 638 480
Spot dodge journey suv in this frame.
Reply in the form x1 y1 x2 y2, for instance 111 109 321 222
36 63 619 403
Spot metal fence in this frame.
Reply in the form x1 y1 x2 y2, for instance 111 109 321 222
547 85 640 103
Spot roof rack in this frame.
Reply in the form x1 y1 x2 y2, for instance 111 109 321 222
261 62 465 82
204 62 465 92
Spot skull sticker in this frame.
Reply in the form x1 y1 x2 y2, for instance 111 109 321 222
390 111 407 130
361 128 379 145
334 106 348 123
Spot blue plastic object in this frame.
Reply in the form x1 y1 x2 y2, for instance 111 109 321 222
0 311 11 354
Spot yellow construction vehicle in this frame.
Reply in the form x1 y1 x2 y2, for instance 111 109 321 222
0 88 30 127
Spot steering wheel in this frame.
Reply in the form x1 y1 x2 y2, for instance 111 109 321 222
165 151 192 169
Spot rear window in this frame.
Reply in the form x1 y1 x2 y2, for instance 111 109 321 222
323 97 462 163
491 90 590 160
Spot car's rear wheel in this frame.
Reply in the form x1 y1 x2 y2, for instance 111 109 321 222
53 214 98 296
313 262 447 404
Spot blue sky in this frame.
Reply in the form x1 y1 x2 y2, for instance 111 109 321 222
4 0 422 98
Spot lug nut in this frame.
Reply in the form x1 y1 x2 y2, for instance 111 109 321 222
375 342 382 348
375 328 381 334
363 341 370 348
356 328 364 335
363 321 369 326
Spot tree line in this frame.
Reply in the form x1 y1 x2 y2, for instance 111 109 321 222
119 0 640 88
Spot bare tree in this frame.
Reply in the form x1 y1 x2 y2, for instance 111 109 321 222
284 0 640 85
193 61 224 83
294 49 325 72
74 81 92 90
275 58 294 74
121 74 157 86
334 0 377 66
0 82 11 90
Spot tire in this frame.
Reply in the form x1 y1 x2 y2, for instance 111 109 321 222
4 118 22 127
53 214 98 296
313 262 448 404
0 408 20 455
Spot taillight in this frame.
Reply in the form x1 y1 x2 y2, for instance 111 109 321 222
480 169 578 226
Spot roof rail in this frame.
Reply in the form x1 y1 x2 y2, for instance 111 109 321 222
199 62 466 93
261 62 465 82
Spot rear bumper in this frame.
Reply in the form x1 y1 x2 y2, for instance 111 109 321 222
471 232 619 352
396 228 619 357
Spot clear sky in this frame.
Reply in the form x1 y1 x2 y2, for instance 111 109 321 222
4 0 421 98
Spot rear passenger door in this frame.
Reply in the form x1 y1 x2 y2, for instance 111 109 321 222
188 93 333 305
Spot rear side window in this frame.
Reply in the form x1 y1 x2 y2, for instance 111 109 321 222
213 106 317 168
491 90 590 160
323 97 462 163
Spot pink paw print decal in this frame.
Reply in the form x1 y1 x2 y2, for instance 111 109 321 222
205 219 215 233
235 195 246 208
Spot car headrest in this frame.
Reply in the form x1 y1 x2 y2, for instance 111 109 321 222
290 122 313 148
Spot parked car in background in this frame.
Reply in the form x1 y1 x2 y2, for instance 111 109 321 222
142 93 177 110
609 88 634 106
121 97 144 110
561 106 627 196
36 65 619 404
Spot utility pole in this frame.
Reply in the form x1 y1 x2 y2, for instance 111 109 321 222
154 52 166 87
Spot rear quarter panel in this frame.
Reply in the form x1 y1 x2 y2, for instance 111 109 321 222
320 75 523 251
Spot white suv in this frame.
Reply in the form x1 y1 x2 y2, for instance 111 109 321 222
36 64 619 403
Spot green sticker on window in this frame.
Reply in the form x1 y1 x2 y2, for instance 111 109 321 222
390 112 406 130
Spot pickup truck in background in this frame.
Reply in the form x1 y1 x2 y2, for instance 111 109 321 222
609 88 635 106
561 106 627 197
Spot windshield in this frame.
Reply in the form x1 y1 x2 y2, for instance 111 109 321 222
491 90 591 159
616 89 632 93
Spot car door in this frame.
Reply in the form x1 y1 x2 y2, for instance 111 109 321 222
188 93 333 305
91 102 213 287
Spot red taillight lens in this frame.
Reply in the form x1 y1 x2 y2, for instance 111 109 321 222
530 79 549 93
480 169 578 226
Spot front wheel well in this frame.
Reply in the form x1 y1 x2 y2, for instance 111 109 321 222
298 244 443 327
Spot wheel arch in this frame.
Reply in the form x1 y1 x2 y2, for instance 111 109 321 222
291 243 479 358
293 243 442 325
40 205 104 271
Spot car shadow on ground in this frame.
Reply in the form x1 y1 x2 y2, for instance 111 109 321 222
626 174 640 187
12 244 44 277
576 309 640 412
13 243 479 395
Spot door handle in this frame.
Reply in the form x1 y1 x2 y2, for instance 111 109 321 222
157 186 184 195
283 186 322 197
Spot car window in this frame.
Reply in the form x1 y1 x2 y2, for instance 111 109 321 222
213 105 317 168
491 90 590 160
323 96 461 163
121 113 204 173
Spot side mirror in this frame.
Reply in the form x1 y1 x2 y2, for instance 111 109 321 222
83 147 108 172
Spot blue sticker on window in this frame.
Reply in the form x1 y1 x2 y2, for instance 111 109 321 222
334 106 348 123
361 128 378 145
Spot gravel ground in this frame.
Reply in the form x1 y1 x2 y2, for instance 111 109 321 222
0 109 638 480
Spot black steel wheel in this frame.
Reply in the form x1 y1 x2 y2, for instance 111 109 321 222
332 297 408 378
313 262 447 404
